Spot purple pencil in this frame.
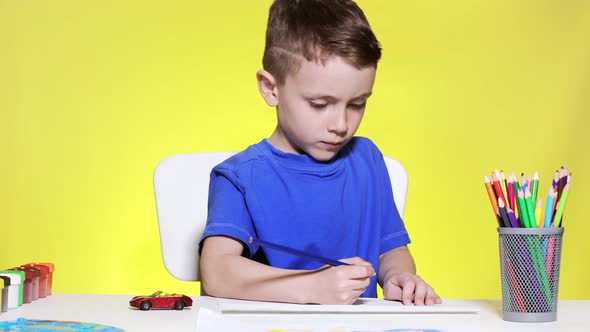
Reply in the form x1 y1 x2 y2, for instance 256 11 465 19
506 207 520 228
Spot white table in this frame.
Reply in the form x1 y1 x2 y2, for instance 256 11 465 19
0 295 588 332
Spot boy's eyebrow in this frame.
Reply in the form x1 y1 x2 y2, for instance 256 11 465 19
304 92 373 101
353 92 372 99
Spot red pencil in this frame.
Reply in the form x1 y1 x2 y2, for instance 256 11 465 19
492 173 508 213
507 175 515 211
506 258 526 312
484 175 501 226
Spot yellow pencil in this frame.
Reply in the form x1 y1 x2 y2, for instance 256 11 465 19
535 198 543 228
496 170 508 207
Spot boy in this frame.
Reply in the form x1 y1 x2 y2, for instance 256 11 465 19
199 0 441 306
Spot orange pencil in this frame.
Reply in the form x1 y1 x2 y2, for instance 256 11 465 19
484 175 501 226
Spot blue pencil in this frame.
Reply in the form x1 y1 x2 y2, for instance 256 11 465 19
252 239 348 266
543 187 555 229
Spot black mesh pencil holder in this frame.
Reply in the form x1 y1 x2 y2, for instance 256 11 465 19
497 227 564 322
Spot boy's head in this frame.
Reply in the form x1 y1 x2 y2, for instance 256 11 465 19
258 0 381 161
262 0 381 86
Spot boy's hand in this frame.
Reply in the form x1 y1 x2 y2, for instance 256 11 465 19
308 257 375 305
383 272 442 305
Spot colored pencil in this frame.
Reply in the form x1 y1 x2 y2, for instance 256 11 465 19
484 175 501 226
495 170 508 203
507 175 515 212
544 187 556 228
517 189 530 228
535 198 543 228
497 197 511 228
556 167 567 203
252 239 348 266
531 171 539 205
545 236 555 278
492 173 508 211
514 181 524 227
506 206 520 228
506 258 526 312
552 170 559 188
553 183 570 228
524 188 537 228
511 173 520 222
500 171 508 200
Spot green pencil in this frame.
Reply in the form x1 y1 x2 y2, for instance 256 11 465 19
517 189 531 228
553 183 570 227
531 171 539 205
524 188 537 228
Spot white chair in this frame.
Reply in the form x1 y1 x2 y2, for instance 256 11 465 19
153 152 408 282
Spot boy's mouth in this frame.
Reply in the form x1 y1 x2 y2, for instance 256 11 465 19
322 141 344 149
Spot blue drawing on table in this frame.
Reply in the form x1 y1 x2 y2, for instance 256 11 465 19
0 318 124 331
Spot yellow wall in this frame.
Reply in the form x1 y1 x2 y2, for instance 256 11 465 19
1 0 589 299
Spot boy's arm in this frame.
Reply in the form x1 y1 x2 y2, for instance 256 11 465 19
378 246 442 305
200 236 375 304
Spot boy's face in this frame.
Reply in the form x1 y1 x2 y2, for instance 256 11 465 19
268 56 376 161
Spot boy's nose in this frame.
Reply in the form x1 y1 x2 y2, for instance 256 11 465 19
327 109 348 136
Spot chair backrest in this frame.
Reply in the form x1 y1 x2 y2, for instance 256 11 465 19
153 152 408 282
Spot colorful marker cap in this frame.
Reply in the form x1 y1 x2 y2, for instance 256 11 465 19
0 276 8 312
0 278 3 313
19 266 40 300
23 264 49 298
0 273 20 309
32 263 54 295
0 271 24 306
11 267 38 302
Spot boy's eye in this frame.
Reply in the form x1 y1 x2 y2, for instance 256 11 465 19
309 101 328 109
348 102 366 110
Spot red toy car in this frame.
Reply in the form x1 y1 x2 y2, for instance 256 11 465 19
129 291 193 311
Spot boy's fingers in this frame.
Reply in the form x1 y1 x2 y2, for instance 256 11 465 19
384 282 403 302
425 286 436 305
401 278 416 305
355 265 375 278
433 289 443 304
413 281 428 306
337 261 374 278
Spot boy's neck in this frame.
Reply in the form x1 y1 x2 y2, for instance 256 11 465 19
267 127 305 155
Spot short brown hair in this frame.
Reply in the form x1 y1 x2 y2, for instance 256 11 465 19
262 0 382 85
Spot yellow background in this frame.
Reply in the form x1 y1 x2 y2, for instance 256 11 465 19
1 0 589 299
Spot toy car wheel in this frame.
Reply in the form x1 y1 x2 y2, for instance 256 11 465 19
174 300 185 310
140 301 152 311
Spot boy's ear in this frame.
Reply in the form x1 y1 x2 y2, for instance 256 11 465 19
256 69 279 107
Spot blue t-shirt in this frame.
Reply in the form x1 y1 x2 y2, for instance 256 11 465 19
199 136 410 298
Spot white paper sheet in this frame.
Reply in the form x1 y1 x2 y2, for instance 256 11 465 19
196 301 482 332
200 297 479 315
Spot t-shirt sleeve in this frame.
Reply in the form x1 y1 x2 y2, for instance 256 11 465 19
198 167 259 257
371 142 411 254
